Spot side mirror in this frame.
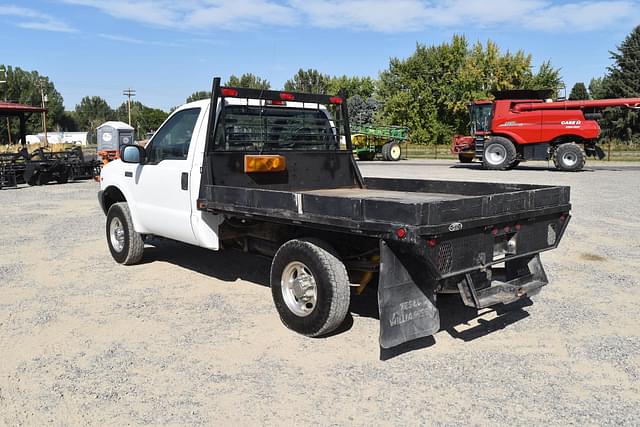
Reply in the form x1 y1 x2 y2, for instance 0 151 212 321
120 144 146 164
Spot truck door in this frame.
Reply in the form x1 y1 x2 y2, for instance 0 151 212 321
130 107 202 244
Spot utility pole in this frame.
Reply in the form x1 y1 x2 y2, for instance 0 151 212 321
0 67 11 145
123 88 136 126
38 79 48 146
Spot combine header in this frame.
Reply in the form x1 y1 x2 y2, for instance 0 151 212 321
452 89 640 171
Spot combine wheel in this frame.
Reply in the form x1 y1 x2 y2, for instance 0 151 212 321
382 142 401 161
270 238 350 337
106 202 144 265
554 143 585 172
506 160 521 170
482 137 517 170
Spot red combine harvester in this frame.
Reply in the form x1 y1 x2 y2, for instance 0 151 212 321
451 89 640 171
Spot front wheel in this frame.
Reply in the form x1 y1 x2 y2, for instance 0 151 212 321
270 238 350 337
106 202 144 265
482 137 517 170
554 143 585 171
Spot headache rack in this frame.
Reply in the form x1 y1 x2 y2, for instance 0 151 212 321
203 77 354 155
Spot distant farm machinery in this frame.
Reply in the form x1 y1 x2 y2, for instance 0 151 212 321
351 125 409 161
0 145 100 189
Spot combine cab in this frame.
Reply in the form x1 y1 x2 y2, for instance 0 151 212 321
452 90 640 171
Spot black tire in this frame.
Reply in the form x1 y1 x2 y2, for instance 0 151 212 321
357 151 376 161
506 160 521 170
458 153 474 163
482 137 517 170
381 141 401 161
554 143 585 172
106 202 144 265
270 238 350 337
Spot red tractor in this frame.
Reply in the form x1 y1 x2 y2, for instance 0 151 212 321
451 90 640 171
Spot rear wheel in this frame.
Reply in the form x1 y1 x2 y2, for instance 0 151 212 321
106 202 144 265
382 141 401 161
554 143 585 172
270 238 350 337
482 137 517 170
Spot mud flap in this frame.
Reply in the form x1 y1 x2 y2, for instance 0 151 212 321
378 241 440 348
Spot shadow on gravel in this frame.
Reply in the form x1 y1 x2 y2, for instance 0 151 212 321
140 239 533 359
353 284 533 360
140 239 272 287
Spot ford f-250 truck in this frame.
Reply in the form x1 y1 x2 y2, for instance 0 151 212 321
98 78 571 348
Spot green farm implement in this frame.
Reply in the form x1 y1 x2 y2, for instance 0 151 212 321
351 125 409 161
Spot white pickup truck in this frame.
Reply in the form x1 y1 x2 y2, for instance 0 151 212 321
98 78 571 348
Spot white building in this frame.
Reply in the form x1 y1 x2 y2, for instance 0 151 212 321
33 132 89 145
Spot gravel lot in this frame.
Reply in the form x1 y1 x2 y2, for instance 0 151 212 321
1 159 639 426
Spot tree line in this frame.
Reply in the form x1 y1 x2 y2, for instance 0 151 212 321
2 26 638 146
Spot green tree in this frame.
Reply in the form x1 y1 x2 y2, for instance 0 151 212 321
348 95 381 125
115 101 168 139
284 69 331 94
588 77 607 99
0 65 65 143
569 82 590 100
226 73 270 89
186 91 211 103
328 75 376 98
75 96 114 144
599 25 640 142
377 36 563 144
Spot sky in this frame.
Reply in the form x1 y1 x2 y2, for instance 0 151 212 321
0 0 638 111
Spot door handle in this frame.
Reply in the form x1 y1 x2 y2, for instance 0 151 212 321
181 172 188 190
124 171 133 177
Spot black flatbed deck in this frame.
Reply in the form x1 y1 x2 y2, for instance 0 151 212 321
201 176 570 237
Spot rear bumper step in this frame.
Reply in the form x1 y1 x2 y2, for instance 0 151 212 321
458 255 548 309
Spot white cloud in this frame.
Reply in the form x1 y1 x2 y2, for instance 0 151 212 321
99 33 183 47
56 0 640 33
0 5 77 33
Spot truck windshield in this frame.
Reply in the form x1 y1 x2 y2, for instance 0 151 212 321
470 104 493 134
214 105 338 151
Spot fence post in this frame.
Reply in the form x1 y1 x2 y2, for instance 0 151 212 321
608 141 611 161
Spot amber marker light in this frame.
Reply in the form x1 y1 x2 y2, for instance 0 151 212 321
244 154 287 173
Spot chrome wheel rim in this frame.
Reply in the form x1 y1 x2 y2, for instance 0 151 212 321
562 151 578 167
486 144 507 165
109 217 125 252
390 145 401 160
281 261 317 317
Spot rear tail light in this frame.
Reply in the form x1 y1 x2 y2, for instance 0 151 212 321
427 238 437 248
395 227 407 239
329 96 343 104
268 100 285 106
279 92 295 101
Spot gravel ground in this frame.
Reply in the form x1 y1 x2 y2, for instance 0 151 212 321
1 159 639 426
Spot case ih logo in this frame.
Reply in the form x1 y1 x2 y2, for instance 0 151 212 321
561 120 581 126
